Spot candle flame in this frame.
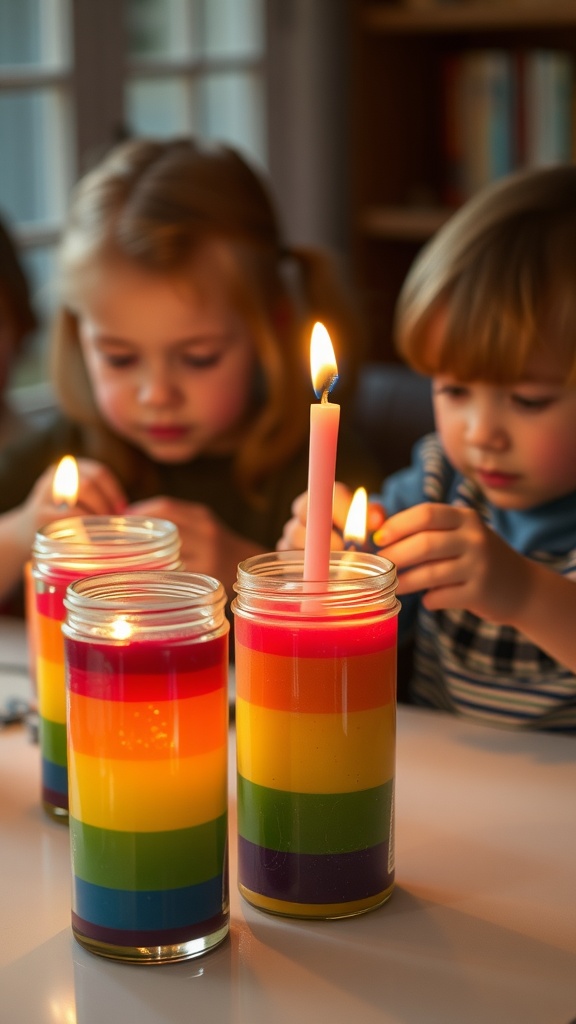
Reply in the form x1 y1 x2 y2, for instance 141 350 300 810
310 322 338 399
52 456 79 507
343 487 368 546
110 616 132 641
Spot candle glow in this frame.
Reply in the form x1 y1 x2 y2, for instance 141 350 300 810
303 323 340 583
110 616 132 641
52 456 79 507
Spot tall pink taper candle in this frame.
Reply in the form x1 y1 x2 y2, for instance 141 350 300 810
303 323 340 582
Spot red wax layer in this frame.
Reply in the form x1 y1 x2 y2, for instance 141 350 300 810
66 634 227 694
36 584 69 621
235 613 397 658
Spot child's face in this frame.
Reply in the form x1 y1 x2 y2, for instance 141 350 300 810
75 259 258 464
432 353 576 510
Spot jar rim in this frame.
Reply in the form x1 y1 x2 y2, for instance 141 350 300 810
63 570 228 641
32 515 181 575
233 550 399 619
235 550 397 593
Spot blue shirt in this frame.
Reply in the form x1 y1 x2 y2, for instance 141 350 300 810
376 434 576 731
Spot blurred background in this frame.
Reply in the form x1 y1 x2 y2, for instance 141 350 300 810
0 0 350 416
2 0 576 419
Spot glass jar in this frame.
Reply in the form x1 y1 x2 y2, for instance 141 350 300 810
232 550 400 919
63 569 230 964
31 515 181 821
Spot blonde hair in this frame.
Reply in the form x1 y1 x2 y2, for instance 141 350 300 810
395 165 576 385
51 138 364 503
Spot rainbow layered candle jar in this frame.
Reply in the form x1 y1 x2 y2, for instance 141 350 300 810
32 515 181 822
232 550 399 919
63 570 230 963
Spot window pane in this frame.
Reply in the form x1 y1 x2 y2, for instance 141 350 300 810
0 0 70 69
127 78 192 138
126 0 194 60
203 0 263 58
201 71 265 166
11 245 56 388
0 88 71 225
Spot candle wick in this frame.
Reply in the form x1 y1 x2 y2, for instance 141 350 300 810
315 370 339 402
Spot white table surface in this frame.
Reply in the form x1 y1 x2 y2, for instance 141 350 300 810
1 615 575 1024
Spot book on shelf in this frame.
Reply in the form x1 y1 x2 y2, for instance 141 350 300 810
522 50 573 168
441 48 574 205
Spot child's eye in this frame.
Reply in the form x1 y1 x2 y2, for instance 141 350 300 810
182 352 222 369
511 393 554 410
104 353 137 369
434 383 469 399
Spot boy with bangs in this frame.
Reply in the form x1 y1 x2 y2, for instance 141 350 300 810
280 166 576 730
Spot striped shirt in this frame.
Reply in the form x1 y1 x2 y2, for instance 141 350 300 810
377 434 576 731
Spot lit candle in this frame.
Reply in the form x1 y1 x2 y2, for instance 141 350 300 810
343 487 368 551
303 323 340 582
52 455 80 508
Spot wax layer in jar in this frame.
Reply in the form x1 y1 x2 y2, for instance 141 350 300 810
36 576 76 814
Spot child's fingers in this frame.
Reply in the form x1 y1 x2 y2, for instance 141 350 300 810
75 460 127 514
373 502 462 547
277 518 307 550
290 491 308 521
367 502 385 532
332 482 353 530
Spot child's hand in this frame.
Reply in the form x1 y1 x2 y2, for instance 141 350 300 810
18 459 127 541
70 459 127 515
277 483 386 551
277 482 350 551
373 502 531 625
127 496 265 596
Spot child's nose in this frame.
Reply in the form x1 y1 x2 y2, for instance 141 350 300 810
138 366 178 405
465 403 507 449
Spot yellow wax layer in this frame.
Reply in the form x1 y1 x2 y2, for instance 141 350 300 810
69 747 227 831
238 883 394 919
37 656 65 723
236 696 395 793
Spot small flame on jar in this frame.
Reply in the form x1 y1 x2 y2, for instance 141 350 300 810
343 487 368 548
52 456 79 507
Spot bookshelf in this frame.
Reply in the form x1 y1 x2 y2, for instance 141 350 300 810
349 1 576 360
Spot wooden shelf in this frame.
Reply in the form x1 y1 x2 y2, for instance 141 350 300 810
350 1 576 359
359 205 452 241
363 2 576 34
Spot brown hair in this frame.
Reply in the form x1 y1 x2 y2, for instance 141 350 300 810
51 138 364 502
0 215 37 347
395 165 576 385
